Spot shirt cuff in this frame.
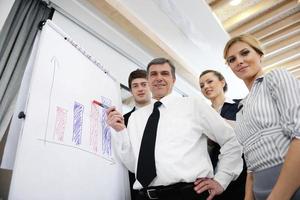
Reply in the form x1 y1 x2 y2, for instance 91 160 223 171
292 131 300 139
214 171 234 190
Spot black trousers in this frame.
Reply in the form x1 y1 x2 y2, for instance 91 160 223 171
129 171 137 200
135 182 209 200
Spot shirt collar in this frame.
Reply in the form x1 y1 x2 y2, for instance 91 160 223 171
255 77 264 83
211 97 235 113
240 74 265 106
152 93 175 108
134 105 141 110
135 99 154 110
224 97 235 104
254 73 264 83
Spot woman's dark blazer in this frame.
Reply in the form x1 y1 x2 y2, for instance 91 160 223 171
209 99 247 200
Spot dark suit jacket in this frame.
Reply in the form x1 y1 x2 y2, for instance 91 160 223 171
124 107 135 127
208 99 246 200
123 107 136 200
220 99 242 120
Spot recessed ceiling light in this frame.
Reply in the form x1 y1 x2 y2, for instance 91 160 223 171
230 0 242 6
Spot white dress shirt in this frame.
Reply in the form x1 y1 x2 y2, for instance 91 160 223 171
112 94 243 190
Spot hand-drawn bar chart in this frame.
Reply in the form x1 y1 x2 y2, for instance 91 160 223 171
51 99 113 162
41 50 114 163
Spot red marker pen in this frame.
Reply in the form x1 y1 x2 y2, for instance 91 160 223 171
92 100 110 109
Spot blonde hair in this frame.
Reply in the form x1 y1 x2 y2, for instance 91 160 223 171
224 34 264 61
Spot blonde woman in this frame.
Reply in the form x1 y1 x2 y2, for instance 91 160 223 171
224 34 300 200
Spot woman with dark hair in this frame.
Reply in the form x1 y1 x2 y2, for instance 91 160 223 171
224 34 300 200
199 69 246 200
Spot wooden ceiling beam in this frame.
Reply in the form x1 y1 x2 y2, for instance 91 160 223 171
263 33 300 56
252 12 300 40
210 0 229 10
291 69 300 79
229 0 299 36
260 21 300 46
263 56 300 72
224 0 282 32
290 67 300 73
262 45 300 68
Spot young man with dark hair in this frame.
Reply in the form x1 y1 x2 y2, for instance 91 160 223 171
123 69 151 200
124 69 151 126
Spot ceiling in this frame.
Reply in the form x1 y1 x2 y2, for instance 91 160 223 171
85 0 249 95
85 0 248 104
206 0 300 79
46 0 300 108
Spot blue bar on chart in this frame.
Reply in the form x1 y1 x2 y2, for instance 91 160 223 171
73 101 84 145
